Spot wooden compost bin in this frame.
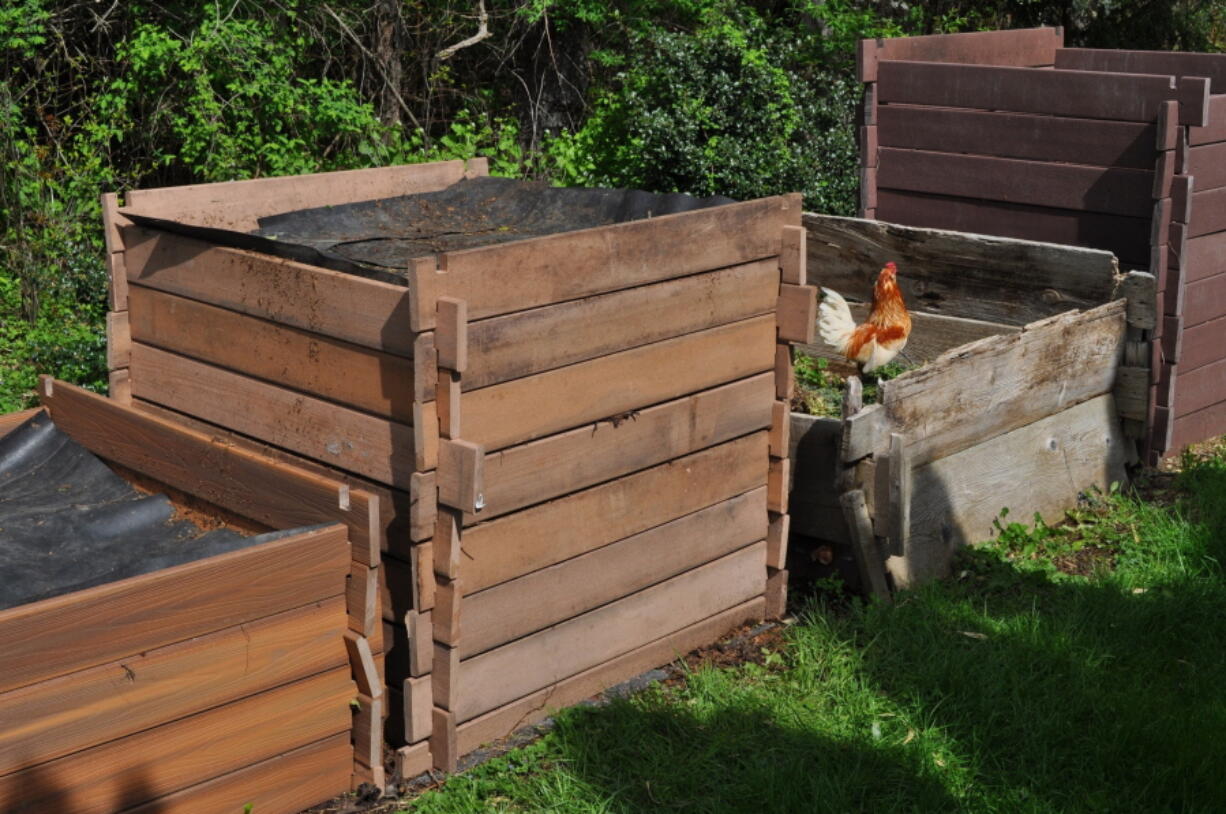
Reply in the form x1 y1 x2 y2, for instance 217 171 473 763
100 159 814 775
790 215 1156 589
856 26 1226 461
0 381 381 813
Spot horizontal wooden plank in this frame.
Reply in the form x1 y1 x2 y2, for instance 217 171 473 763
0 597 347 774
876 189 1152 265
453 542 765 721
40 378 380 567
1189 187 1226 237
460 488 766 658
130 343 425 487
1189 94 1226 146
1179 229 1226 280
1181 315 1226 371
894 394 1127 587
1055 48 1226 95
475 373 773 521
0 524 348 695
409 195 795 328
0 669 354 814
461 315 776 451
862 27 1061 80
123 159 470 231
129 286 416 422
456 597 765 757
1183 270 1226 327
463 260 779 390
877 104 1159 169
1175 357 1226 418
802 213 1118 325
879 300 1127 466
122 226 416 356
1188 141 1226 191
878 148 1155 217
1170 398 1226 451
0 407 42 438
460 432 768 595
877 60 1180 122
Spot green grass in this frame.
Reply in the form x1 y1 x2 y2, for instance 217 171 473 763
400 447 1226 813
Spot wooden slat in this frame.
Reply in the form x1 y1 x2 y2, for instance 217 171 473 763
460 488 766 658
1189 94 1226 146
787 414 848 543
475 373 773 521
876 189 1152 265
130 343 426 487
122 226 416 356
0 668 354 814
777 284 818 344
128 286 416 421
1181 315 1226 371
1055 48 1226 95
878 301 1127 467
1175 357 1226 417
895 393 1127 587
1183 270 1226 327
453 543 765 722
1170 398 1226 451
106 310 131 370
456 598 765 755
0 598 347 775
123 159 469 231
878 148 1155 217
840 489 892 599
861 27 1061 81
42 377 381 565
0 524 348 695
1189 187 1226 237
798 307 1015 366
352 691 384 776
460 315 775 452
877 60 1181 122
346 562 380 637
1180 229 1226 280
1188 141 1226 191
877 105 1159 169
0 407 42 438
408 195 795 329
459 433 767 595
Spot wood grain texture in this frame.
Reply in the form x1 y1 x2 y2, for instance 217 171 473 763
0 668 354 814
459 488 766 658
106 310 131 370
1170 398 1226 451
1187 141 1226 191
797 306 1016 366
777 284 818 344
0 524 348 695
130 343 422 488
1054 48 1226 95
1189 187 1226 237
1180 315 1226 371
0 407 42 438
453 543 766 722
878 301 1127 467
1179 229 1226 280
1189 94 1226 146
894 394 1128 587
1175 357 1226 417
1183 270 1226 327
347 562 380 636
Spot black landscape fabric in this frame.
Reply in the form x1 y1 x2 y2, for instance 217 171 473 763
0 411 310 610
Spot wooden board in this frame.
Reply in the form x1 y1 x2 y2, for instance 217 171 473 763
1189 187 1226 237
1187 142 1226 191
452 542 765 722
877 60 1182 122
1183 271 1226 328
460 488 766 658
1180 229 1226 280
875 190 1152 265
1189 94 1226 146
128 286 417 422
409 195 795 329
1170 398 1226 451
0 597 347 775
802 213 1119 325
458 432 767 596
860 27 1061 81
0 407 42 438
0 524 347 695
1175 357 1226 418
877 148 1155 218
463 260 779 390
1054 48 1226 94
122 226 416 356
460 315 775 451
130 343 425 487
456 597 765 755
798 306 1015 366
787 414 847 542
0 669 354 814
122 159 470 231
1181 315 1226 371
878 301 1127 467
893 393 1127 587
475 373 773 521
877 105 1159 169
40 379 380 566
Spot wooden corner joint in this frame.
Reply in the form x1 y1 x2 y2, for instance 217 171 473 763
777 283 818 345
780 225 807 286
438 438 484 514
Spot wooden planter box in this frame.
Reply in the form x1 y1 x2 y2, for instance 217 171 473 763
0 382 381 813
789 215 1155 589
856 26 1226 460
101 160 814 775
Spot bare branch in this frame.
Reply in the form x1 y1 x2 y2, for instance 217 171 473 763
436 0 491 60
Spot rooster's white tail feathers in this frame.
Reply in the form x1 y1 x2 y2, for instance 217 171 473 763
818 288 855 355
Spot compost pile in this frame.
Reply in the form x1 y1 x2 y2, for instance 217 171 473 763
0 412 299 610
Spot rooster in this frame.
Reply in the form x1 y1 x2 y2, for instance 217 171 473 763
818 261 911 373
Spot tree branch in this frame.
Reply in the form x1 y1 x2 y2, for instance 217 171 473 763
436 0 491 61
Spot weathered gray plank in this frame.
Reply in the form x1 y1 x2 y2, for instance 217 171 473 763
878 301 1127 467
891 394 1127 587
797 304 1016 366
787 414 847 542
839 489 892 601
1115 271 1158 330
803 213 1119 326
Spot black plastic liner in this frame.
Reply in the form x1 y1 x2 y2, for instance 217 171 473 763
124 176 736 285
0 412 312 611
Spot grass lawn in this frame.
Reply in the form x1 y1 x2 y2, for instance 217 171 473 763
398 444 1226 813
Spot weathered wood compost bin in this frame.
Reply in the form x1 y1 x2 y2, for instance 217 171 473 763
790 215 1156 590
856 26 1226 461
0 381 379 813
100 159 815 775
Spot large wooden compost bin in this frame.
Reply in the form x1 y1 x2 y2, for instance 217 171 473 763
790 215 1156 589
856 26 1226 461
0 381 381 813
100 159 814 775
